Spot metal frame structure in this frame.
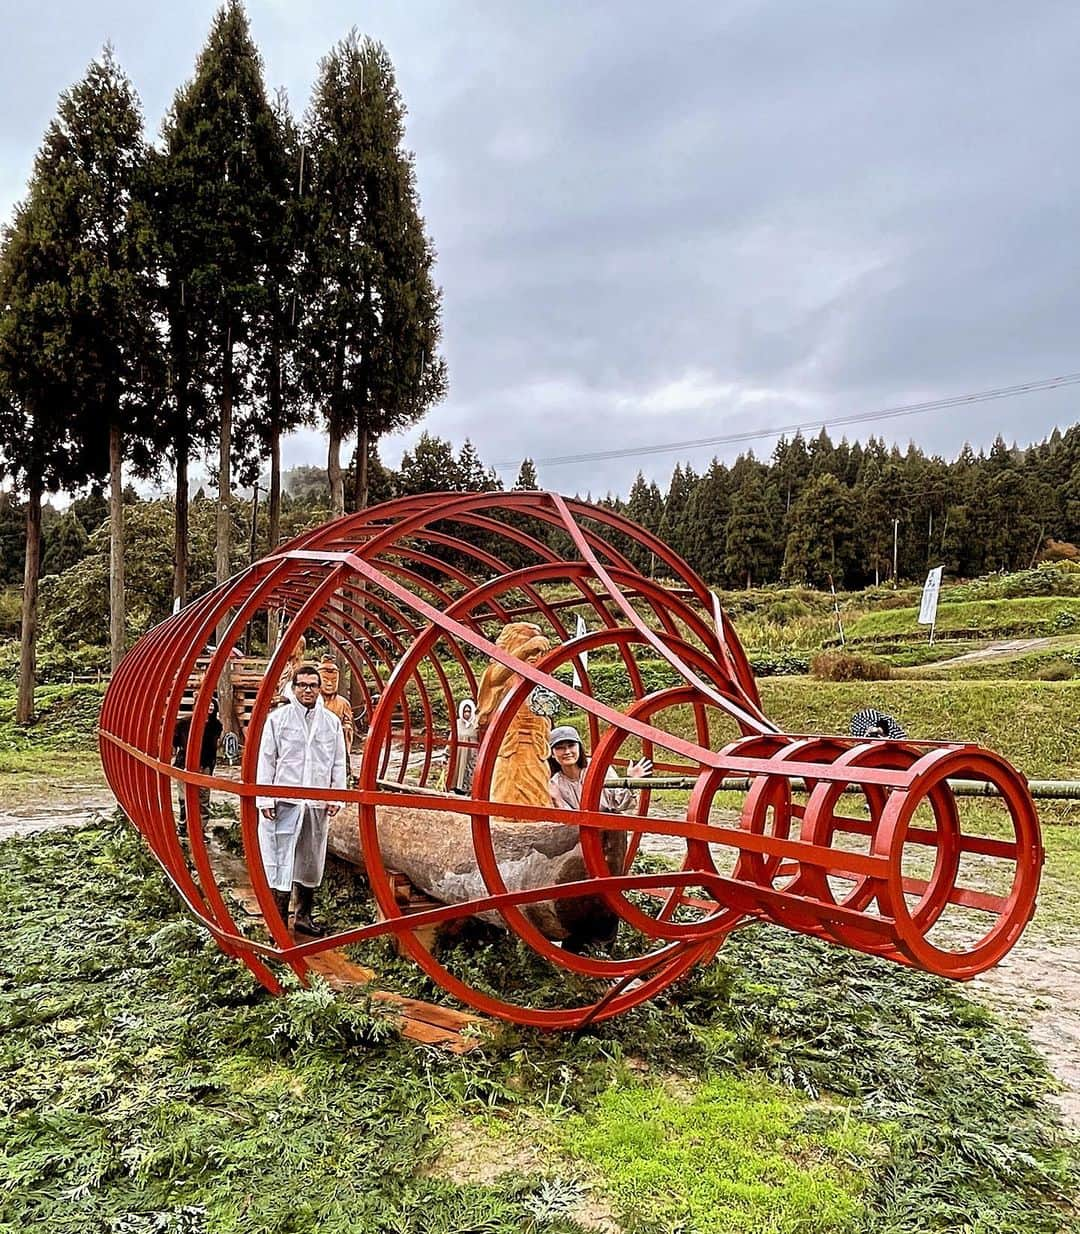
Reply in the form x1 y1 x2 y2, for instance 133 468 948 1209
99 492 1044 1028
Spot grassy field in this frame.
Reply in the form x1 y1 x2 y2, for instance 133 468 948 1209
0 683 108 810
842 596 1080 643
757 678 1080 780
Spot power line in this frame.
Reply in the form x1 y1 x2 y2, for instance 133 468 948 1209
494 370 1080 470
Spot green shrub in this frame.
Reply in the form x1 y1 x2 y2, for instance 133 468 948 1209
747 652 809 677
810 652 892 682
0 588 20 639
0 636 109 684
759 597 812 623
1035 660 1076 681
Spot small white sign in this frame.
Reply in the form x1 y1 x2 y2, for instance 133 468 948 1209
918 566 944 626
571 613 588 688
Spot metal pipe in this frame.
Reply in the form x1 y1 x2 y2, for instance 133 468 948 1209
604 776 1080 800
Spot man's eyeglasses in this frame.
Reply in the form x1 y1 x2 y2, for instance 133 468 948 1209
294 682 320 691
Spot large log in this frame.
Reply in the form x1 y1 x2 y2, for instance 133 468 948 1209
328 803 627 943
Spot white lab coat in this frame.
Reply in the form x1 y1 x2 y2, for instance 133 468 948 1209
256 696 347 890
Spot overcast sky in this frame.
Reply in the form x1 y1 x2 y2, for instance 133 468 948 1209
3 1 1079 497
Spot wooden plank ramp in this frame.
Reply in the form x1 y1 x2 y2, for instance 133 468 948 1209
211 845 484 1053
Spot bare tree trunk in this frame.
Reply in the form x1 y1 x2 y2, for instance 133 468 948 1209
170 320 190 611
217 327 235 736
109 422 125 672
267 316 284 553
248 483 260 563
17 471 43 724
216 330 233 589
265 319 285 653
265 424 282 653
173 429 189 609
354 421 370 512
327 427 345 518
1028 524 1045 570
268 430 282 550
327 338 345 517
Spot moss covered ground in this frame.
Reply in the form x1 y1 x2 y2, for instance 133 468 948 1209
0 818 1075 1234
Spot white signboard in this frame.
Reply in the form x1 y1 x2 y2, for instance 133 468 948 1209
918 566 944 626
571 613 588 688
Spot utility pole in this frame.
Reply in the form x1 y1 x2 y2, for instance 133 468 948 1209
892 517 900 587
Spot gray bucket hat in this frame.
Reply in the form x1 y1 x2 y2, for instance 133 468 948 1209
549 724 582 752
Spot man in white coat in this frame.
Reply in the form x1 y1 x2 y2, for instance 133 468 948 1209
257 663 347 935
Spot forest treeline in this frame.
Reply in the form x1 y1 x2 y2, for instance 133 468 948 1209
607 422 1080 589
0 2 445 719
2 419 1078 672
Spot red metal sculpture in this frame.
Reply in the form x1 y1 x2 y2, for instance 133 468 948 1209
99 492 1044 1028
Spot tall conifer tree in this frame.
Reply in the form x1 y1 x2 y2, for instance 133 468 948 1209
249 89 309 565
681 460 732 583
155 1 283 600
0 176 88 720
724 474 776 588
0 48 161 712
44 50 162 670
514 459 540 490
301 32 447 514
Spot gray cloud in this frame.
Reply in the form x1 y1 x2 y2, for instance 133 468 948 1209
3 1 1078 496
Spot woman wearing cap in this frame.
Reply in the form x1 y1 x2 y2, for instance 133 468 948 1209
548 725 652 813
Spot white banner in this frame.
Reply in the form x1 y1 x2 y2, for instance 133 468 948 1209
918 566 944 626
571 613 588 687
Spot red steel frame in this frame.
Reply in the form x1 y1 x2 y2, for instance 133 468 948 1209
99 491 1044 1027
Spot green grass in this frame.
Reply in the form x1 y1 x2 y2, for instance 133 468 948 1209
872 641 971 669
844 596 1080 643
0 818 1075 1233
561 1077 875 1233
0 681 105 754
1037 819 1080 938
0 683 109 807
755 678 1080 779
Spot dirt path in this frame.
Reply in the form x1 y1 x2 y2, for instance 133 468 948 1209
967 939 1080 1127
925 636 1053 668
0 791 116 839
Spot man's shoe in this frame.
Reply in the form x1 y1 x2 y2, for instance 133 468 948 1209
292 914 326 937
292 884 326 937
